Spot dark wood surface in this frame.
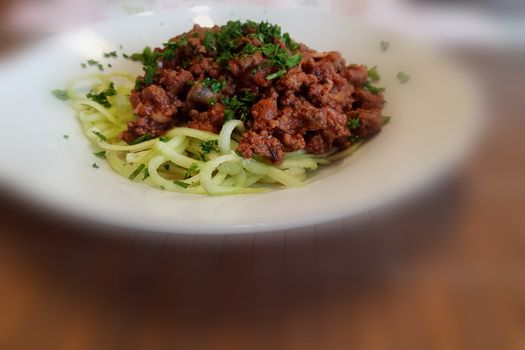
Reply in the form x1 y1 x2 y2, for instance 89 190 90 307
0 11 524 348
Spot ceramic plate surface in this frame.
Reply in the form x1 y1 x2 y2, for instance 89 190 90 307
0 5 481 234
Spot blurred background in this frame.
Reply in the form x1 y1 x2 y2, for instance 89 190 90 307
0 0 524 349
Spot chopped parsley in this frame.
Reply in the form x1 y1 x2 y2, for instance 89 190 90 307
383 116 392 125
174 180 190 189
160 185 165 190
222 91 256 122
52 89 69 101
164 35 189 50
81 63 87 68
124 46 157 64
129 163 146 180
201 21 302 79
202 78 226 93
86 82 117 108
256 43 302 80
128 21 302 91
200 140 219 155
159 136 171 142
129 133 153 145
349 135 360 144
124 46 161 90
86 59 104 71
93 151 107 159
142 168 150 180
380 41 390 52
363 81 385 95
283 32 301 51
63 134 69 139
397 71 410 84
362 67 383 94
92 131 107 142
266 69 287 81
204 31 217 52
185 163 200 179
92 163 100 169
103 51 118 58
242 43 257 54
347 118 360 130
367 66 381 82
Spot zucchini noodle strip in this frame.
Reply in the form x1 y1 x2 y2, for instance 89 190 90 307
219 120 244 154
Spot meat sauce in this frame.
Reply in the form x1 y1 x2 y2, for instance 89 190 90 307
123 21 386 164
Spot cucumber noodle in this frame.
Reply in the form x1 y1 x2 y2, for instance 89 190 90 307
66 72 362 195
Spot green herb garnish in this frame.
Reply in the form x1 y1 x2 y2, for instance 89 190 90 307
397 71 410 84
174 180 190 189
124 47 161 90
202 78 226 93
103 51 118 58
129 163 146 180
380 41 390 52
93 151 107 159
159 136 171 142
347 118 360 130
200 140 219 155
266 69 287 81
383 116 392 125
63 134 69 139
349 135 360 144
86 59 104 71
92 131 107 142
125 46 158 64
283 32 300 51
222 91 256 122
52 89 69 101
129 133 153 145
86 82 117 108
257 43 302 80
92 163 100 169
367 66 381 82
185 163 199 179
363 81 385 95
204 31 217 52
164 35 189 50
142 168 150 180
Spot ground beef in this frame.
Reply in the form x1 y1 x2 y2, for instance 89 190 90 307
252 96 279 131
342 64 369 87
187 103 225 133
123 22 387 163
237 130 284 163
130 85 180 123
349 109 384 138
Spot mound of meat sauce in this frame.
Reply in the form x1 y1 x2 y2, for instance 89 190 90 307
123 22 386 164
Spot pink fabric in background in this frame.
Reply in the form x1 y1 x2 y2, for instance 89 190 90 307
5 0 361 34
4 0 504 47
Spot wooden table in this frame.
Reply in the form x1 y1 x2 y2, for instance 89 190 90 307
0 18 524 349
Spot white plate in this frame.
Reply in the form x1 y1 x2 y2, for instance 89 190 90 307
0 5 481 234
